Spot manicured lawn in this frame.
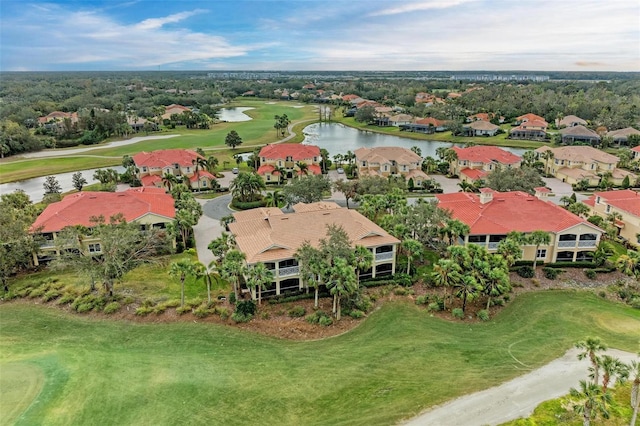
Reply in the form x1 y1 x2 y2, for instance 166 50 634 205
1 291 638 425
0 100 317 183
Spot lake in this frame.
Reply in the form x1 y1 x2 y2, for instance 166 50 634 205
216 107 254 122
1 166 126 203
302 123 528 158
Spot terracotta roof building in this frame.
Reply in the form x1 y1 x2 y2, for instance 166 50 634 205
463 120 500 137
534 145 630 186
257 144 322 181
436 190 603 263
355 147 429 186
31 188 175 265
559 125 601 145
133 149 215 191
450 146 521 182
509 119 548 141
583 190 640 247
515 113 546 124
228 202 400 298
161 104 191 120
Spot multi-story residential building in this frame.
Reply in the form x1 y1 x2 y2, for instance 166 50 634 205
355 147 429 186
228 202 400 299
133 149 215 190
436 189 603 263
449 146 521 182
509 118 548 141
559 125 601 145
30 188 175 266
256 144 322 182
161 104 191 120
515 113 546 125
534 145 635 186
462 120 500 137
633 146 640 160
583 190 640 247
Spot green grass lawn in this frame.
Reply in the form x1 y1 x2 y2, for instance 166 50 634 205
0 100 317 184
1 291 638 425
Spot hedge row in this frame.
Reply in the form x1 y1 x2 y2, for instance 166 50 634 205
231 198 267 210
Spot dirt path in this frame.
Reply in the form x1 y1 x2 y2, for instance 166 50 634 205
402 348 638 426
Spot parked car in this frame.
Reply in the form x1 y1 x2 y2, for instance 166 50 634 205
337 167 344 174
232 168 239 174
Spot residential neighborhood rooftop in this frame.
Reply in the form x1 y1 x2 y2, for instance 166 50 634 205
452 145 521 164
31 188 176 233
258 143 321 160
354 146 422 164
133 149 202 168
534 145 619 164
583 190 640 217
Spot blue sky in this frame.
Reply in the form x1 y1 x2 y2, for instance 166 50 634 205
1 0 638 71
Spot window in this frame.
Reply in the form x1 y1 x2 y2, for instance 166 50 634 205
536 249 547 259
89 243 101 253
596 196 601 204
605 205 611 213
278 259 298 268
142 166 147 172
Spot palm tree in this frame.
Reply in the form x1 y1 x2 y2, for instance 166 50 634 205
629 358 640 426
431 259 462 309
599 354 629 393
326 257 357 320
453 275 482 313
617 250 640 278
528 230 551 270
521 150 536 167
220 250 246 299
295 242 326 309
576 337 608 385
264 190 283 207
162 172 177 192
245 263 273 305
274 165 287 184
569 380 612 426
353 245 374 287
230 172 266 202
458 180 474 192
541 149 554 175
496 237 523 267
206 156 219 174
442 219 470 245
208 232 234 263
193 261 213 304
296 161 309 177
169 258 196 308
483 267 509 309
402 238 423 275
422 156 438 173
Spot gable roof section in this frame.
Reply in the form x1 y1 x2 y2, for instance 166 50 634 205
355 146 422 165
584 190 640 217
466 121 499 131
534 145 618 164
258 144 320 161
32 188 175 233
606 127 640 139
559 125 600 138
517 113 546 123
557 115 587 127
133 149 202 169
452 146 521 164
435 191 599 235
415 117 446 127
229 203 399 264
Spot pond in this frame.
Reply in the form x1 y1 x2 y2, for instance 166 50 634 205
216 107 254 122
302 123 528 158
1 166 126 203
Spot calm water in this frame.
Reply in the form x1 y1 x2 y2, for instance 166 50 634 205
216 107 254 122
1 166 126 203
302 123 528 158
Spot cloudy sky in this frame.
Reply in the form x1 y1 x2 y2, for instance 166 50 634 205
1 0 638 71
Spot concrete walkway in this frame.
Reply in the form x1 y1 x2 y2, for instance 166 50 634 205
403 348 638 426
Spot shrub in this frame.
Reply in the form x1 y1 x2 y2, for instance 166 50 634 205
103 302 121 314
122 296 136 305
318 315 333 326
427 302 442 312
629 297 640 309
288 306 306 318
235 300 257 317
394 273 413 287
517 266 535 278
76 303 94 313
228 292 237 305
452 308 464 319
231 312 252 323
218 307 229 320
584 269 597 279
493 298 505 307
193 305 212 318
231 198 267 210
43 290 62 302
598 291 607 299
153 305 167 315
176 306 191 315
543 267 562 280
57 293 76 305
503 295 511 302
544 261 597 269
349 310 365 319
477 309 490 321
29 288 45 298
394 287 408 296
306 310 331 324
415 295 430 306
531 278 540 287
135 306 153 316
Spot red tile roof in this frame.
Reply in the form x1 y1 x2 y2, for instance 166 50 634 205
467 113 493 122
631 146 640 153
342 94 360 101
436 191 598 234
415 117 446 127
460 168 487 180
584 190 640 217
189 170 216 182
299 164 322 175
453 146 521 165
141 175 163 187
133 149 202 169
517 113 546 123
257 164 276 175
32 188 175 233
258 144 320 161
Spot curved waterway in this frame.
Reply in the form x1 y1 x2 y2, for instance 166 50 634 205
216 107 254 122
302 122 527 158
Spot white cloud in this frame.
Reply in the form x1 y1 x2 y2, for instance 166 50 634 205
369 0 477 17
135 10 204 30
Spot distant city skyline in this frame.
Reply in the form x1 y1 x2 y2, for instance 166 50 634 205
1 0 638 72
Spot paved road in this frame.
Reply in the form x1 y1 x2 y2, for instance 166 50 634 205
19 135 181 158
402 348 638 426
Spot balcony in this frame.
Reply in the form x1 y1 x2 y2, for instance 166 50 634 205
39 240 56 248
469 242 487 247
375 252 394 262
488 242 499 250
578 240 597 248
278 266 299 277
557 241 576 248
